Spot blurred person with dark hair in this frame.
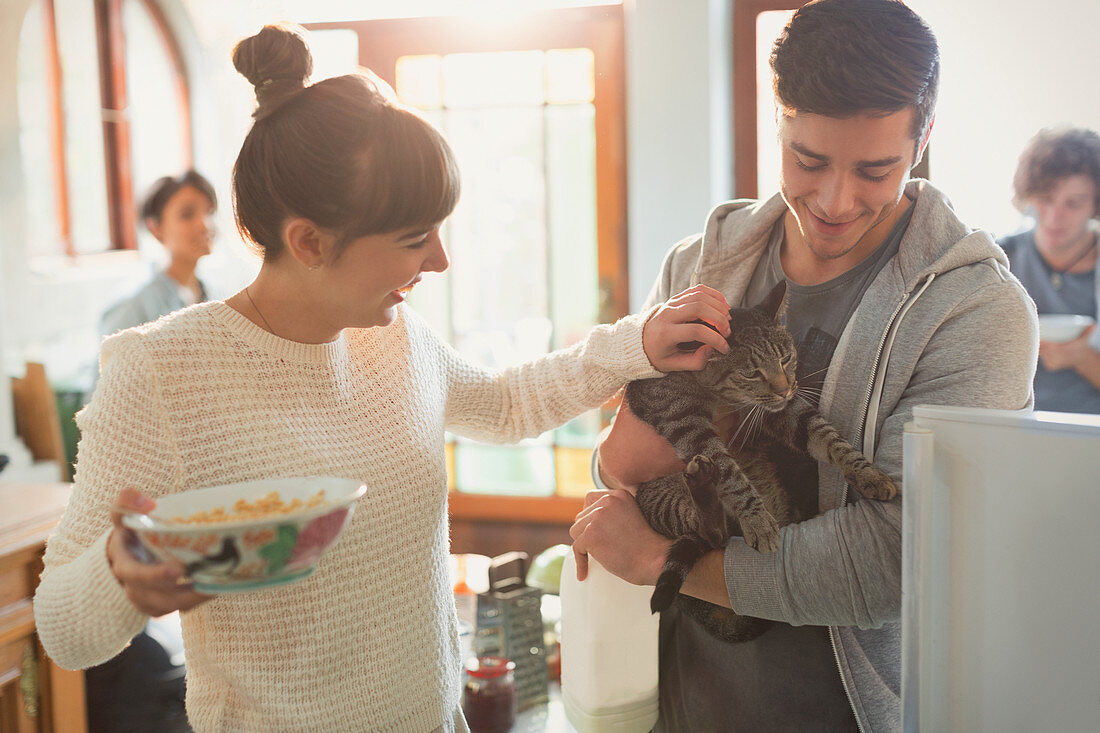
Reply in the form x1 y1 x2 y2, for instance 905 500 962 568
1000 126 1100 413
100 170 217 337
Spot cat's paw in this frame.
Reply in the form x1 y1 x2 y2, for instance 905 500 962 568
851 465 897 501
685 455 726 547
685 454 718 487
740 510 781 553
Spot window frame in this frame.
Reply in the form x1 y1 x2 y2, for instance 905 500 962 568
27 0 193 256
305 6 628 524
732 0 806 199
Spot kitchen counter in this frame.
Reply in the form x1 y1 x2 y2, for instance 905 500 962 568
513 683 576 733
0 480 87 731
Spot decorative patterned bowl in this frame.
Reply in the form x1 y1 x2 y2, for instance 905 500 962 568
122 476 366 593
1037 314 1095 343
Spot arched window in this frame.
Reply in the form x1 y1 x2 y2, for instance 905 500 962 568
17 0 192 257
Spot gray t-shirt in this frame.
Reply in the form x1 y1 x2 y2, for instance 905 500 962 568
999 228 1100 414
656 203 912 733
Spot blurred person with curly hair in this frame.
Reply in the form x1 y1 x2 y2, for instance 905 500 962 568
1000 126 1100 413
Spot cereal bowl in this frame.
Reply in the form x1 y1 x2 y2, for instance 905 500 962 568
122 476 367 593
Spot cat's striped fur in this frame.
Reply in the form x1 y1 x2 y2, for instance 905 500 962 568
626 281 896 643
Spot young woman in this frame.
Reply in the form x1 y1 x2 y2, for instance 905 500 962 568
33 24 731 732
100 170 217 336
1000 126 1100 414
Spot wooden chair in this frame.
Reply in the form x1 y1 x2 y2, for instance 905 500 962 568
11 362 71 482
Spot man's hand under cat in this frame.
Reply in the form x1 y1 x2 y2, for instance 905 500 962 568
641 285 731 372
569 488 671 584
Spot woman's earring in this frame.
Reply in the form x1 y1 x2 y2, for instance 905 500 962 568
309 264 320 272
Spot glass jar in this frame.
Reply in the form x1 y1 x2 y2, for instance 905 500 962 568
463 656 517 733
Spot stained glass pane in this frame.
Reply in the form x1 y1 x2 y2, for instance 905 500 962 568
546 104 597 350
443 51 545 108
455 441 555 496
55 0 110 253
17 1 61 258
445 440 456 491
546 48 594 104
444 106 548 365
405 109 453 339
309 29 360 81
555 444 598 498
396 54 442 108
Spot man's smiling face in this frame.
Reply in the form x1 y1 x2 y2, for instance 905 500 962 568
778 108 918 266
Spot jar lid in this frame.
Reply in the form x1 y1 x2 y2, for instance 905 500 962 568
465 656 515 679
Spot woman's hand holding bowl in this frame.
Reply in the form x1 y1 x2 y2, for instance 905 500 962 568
107 488 211 617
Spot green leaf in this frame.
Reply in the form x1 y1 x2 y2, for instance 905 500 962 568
259 524 299 575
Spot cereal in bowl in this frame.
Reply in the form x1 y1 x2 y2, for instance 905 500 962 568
170 490 328 525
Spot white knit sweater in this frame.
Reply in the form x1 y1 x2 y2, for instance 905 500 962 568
33 301 659 732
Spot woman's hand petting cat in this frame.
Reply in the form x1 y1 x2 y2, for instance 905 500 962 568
642 285 731 372
570 488 671 585
106 488 212 617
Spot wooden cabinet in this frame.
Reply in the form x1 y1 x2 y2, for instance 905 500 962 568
0 482 86 733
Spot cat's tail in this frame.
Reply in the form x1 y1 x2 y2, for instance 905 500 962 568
650 454 726 613
650 535 711 613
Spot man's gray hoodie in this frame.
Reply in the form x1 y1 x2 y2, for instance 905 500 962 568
639 179 1038 731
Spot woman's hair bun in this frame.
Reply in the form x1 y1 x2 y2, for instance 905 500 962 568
232 24 313 120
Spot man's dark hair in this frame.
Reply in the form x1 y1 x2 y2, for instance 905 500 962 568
140 170 217 225
770 0 940 159
1012 126 1100 214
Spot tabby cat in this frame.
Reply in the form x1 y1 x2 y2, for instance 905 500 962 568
625 280 896 643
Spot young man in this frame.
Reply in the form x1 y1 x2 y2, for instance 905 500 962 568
570 0 1038 730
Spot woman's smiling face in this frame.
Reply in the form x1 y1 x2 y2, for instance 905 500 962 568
778 108 918 267
322 224 450 329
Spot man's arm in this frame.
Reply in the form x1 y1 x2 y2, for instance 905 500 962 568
579 398 740 609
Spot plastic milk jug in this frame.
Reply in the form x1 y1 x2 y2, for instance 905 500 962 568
560 553 659 733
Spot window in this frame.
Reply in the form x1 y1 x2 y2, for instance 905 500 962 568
732 0 805 198
307 6 627 521
17 0 191 257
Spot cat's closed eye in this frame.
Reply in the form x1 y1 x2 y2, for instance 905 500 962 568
739 369 761 380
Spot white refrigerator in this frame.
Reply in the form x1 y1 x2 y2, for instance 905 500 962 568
902 405 1100 732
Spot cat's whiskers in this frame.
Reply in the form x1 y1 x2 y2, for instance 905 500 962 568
738 405 766 454
727 404 759 451
797 364 832 381
795 387 824 407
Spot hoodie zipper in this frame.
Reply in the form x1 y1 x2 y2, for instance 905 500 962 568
828 272 936 733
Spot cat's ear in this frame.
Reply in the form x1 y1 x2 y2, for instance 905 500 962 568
753 280 789 322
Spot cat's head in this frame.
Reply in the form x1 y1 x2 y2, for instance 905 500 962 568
697 281 798 412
